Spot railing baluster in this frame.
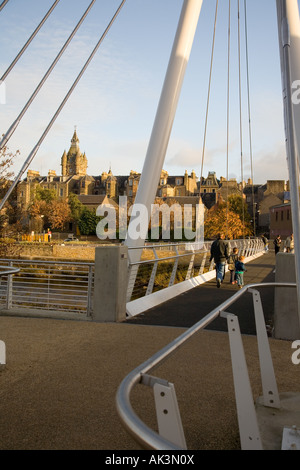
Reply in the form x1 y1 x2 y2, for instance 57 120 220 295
249 288 280 408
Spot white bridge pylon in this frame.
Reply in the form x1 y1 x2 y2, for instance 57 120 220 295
125 0 204 264
125 0 300 329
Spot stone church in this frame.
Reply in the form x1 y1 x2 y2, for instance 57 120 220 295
17 129 202 212
17 129 123 211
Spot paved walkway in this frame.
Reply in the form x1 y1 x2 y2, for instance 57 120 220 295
0 250 298 451
125 250 277 334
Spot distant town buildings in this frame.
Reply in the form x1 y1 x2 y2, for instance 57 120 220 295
16 129 293 236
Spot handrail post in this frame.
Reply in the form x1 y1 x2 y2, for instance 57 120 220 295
146 248 158 296
221 311 263 450
6 261 13 310
249 288 280 408
169 246 179 287
87 265 93 317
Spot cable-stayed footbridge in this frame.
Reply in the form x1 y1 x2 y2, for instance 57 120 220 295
0 0 300 450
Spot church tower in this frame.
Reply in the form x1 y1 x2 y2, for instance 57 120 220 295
61 128 87 177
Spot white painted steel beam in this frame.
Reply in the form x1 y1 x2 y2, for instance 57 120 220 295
276 0 300 328
249 289 280 409
223 313 263 450
125 0 203 264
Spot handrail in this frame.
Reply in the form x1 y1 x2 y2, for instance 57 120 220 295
116 282 297 450
0 266 20 276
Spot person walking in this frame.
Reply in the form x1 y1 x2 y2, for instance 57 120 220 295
209 233 229 288
273 235 281 255
235 255 246 289
261 234 269 252
227 247 239 284
285 233 294 253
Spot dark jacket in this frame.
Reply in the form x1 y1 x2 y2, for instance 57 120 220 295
228 253 238 268
210 238 229 263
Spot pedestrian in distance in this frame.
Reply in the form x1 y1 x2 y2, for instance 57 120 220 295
261 234 269 253
227 247 239 284
273 235 281 255
235 255 246 289
209 233 229 288
284 233 294 253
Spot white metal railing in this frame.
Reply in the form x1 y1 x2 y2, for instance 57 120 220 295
0 265 20 366
0 238 263 318
0 265 20 310
0 259 94 316
116 282 297 451
126 238 264 302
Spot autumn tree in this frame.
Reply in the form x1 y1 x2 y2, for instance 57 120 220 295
34 186 56 204
227 194 252 225
28 197 71 232
47 200 71 231
27 199 48 232
204 206 252 240
0 140 19 196
0 140 20 235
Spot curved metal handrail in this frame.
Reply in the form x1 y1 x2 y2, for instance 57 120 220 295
116 281 297 450
0 266 20 276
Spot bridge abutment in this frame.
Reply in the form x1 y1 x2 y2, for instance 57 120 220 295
92 245 128 322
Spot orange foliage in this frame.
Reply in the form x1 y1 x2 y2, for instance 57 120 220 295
204 206 252 239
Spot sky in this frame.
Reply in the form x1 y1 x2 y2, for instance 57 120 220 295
0 0 295 185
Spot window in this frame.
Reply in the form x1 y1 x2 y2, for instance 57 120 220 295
161 179 164 185
287 210 290 220
129 179 133 186
60 189 63 197
176 179 181 185
281 211 284 221
276 212 278 221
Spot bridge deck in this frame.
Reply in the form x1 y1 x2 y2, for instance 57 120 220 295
125 250 276 334
0 250 298 451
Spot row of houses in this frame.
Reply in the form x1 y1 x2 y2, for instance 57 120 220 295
16 129 293 236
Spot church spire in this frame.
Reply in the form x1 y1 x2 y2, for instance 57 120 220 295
61 128 87 177
70 125 79 150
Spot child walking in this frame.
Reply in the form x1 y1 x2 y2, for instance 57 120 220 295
235 255 246 289
228 247 239 284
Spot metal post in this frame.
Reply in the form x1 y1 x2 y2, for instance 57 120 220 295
87 265 93 317
222 312 263 450
125 0 204 266
249 289 280 409
276 0 300 327
6 261 13 310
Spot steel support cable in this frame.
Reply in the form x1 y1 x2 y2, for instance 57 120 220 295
0 0 96 152
0 0 127 211
1 0 60 82
226 0 231 238
244 0 256 236
198 0 219 197
0 0 9 12
237 0 245 239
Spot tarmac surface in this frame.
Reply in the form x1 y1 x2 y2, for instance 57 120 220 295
0 250 299 451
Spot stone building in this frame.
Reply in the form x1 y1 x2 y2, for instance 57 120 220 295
269 202 293 239
15 129 291 237
17 129 202 211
